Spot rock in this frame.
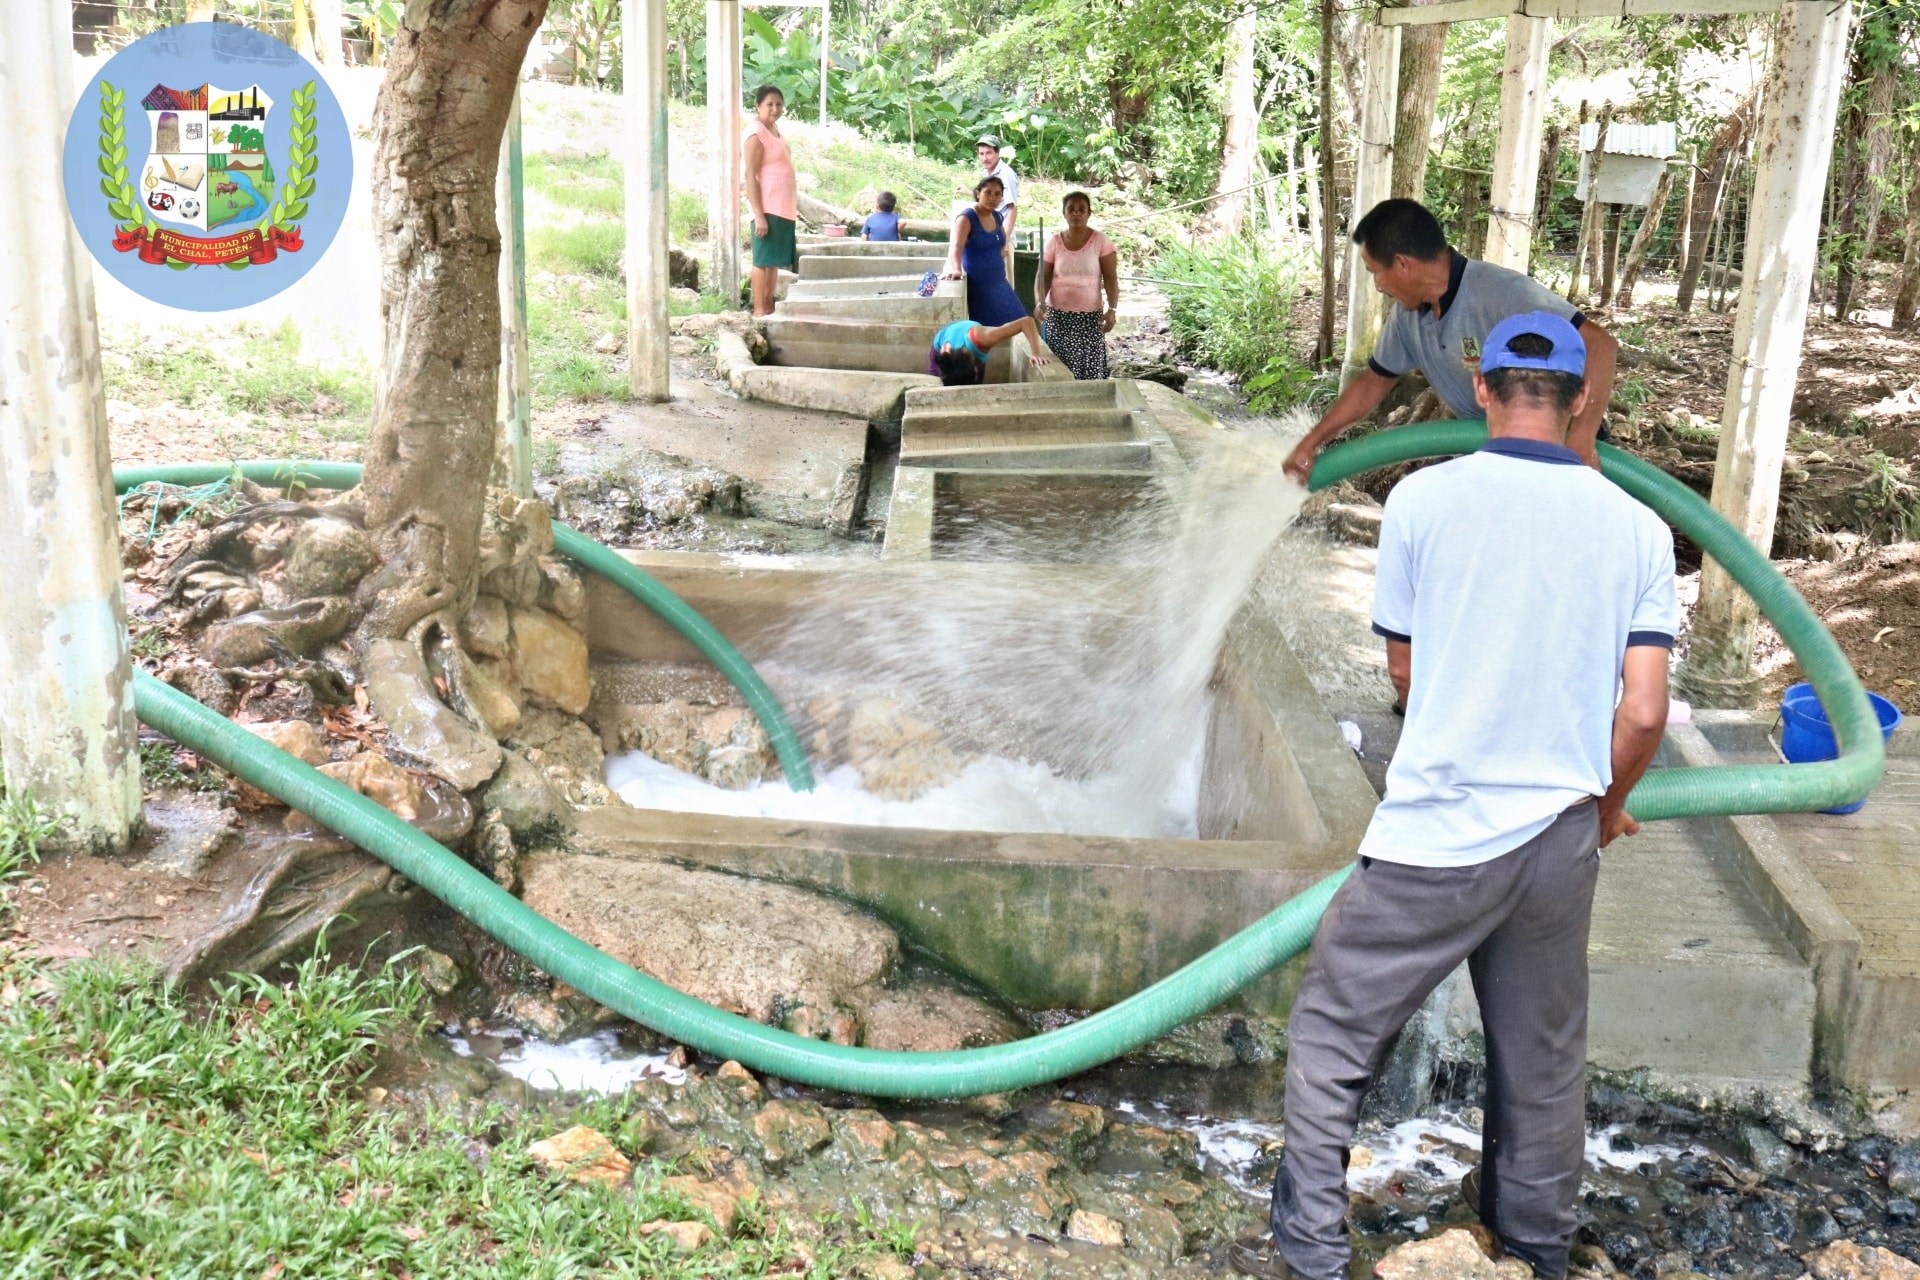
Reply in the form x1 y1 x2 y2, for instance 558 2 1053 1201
537 557 587 623
1375 1229 1506 1280
240 719 330 766
751 1100 833 1166
473 815 519 891
509 607 592 715
1803 1207 1843 1244
1889 1143 1920 1197
501 990 576 1041
668 246 699 291
593 332 622 354
846 697 963 801
837 1113 898 1162
1673 1199 1732 1254
516 853 898 1030
1329 501 1383 547
1743 1192 1796 1242
483 749 572 835
361 638 503 791
457 652 522 739
203 597 354 665
462 594 512 659
513 708 612 806
164 664 237 715
478 491 557 578
713 1059 764 1102
858 985 1026 1052
1065 1209 1126 1248
329 752 429 821
670 286 699 306
665 1175 742 1236
414 949 461 996
599 699 777 790
638 1219 713 1252
282 518 376 597
1803 1241 1920 1280
672 312 724 339
1738 1124 1796 1176
526 1125 632 1187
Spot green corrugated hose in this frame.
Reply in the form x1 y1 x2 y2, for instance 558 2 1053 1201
119 427 1882 1097
112 461 812 792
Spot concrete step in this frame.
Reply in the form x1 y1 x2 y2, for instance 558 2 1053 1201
904 407 1138 450
901 439 1155 472
776 294 965 324
732 364 939 424
904 379 1121 415
786 274 934 300
765 316 943 376
796 239 950 258
799 253 946 281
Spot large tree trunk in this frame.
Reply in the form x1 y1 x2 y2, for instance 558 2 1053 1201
1676 92 1754 313
1894 151 1920 329
1205 1 1261 239
1613 164 1676 307
355 0 547 791
1391 0 1447 200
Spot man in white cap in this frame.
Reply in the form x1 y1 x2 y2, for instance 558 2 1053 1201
1231 311 1678 1280
957 134 1019 271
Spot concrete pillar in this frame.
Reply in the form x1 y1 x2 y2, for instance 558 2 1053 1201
1482 13 1552 273
707 0 743 307
496 90 533 497
1679 0 1855 707
186 0 217 21
1340 22 1401 387
310 0 344 64
625 0 671 401
0 0 140 853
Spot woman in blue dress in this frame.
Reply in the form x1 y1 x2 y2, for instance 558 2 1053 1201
940 176 1027 325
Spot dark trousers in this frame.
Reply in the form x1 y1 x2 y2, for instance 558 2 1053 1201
1269 803 1601 1280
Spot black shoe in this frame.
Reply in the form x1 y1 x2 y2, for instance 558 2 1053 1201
1228 1238 1298 1279
1461 1164 1483 1218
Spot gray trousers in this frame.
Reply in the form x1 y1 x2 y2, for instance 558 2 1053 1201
1269 803 1601 1280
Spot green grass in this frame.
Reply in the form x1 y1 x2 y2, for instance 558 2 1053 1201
104 318 373 424
0 778 58 891
0 950 894 1278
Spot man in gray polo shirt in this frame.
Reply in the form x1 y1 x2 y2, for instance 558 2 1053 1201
1283 199 1620 481
1232 311 1677 1280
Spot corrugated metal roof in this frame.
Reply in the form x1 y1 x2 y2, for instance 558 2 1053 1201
1578 121 1679 157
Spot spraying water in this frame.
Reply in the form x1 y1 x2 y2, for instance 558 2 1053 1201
610 419 1313 838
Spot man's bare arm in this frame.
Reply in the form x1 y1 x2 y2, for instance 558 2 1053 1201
1385 639 1411 707
1597 645 1669 846
1568 319 1618 468
1283 368 1399 485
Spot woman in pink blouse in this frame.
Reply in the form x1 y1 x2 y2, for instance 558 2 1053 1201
743 85 798 317
1034 191 1119 380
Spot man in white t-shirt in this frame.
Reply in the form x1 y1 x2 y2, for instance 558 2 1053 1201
955 135 1019 270
1231 312 1679 1280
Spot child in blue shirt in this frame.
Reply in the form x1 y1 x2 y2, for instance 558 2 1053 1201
863 191 901 241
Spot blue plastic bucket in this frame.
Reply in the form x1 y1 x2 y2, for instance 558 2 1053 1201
1779 682 1902 814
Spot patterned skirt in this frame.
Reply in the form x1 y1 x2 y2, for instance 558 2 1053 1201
1042 309 1109 381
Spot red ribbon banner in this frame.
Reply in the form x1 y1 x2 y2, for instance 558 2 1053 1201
111 224 304 267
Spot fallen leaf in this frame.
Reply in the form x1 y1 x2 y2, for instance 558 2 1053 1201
399 1226 425 1242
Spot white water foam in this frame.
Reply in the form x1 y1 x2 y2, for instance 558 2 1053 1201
1114 1101 1696 1200
610 730 1208 837
446 1027 687 1092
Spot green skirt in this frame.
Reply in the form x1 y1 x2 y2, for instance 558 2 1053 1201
752 214 798 270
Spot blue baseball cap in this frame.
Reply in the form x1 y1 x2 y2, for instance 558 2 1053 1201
1480 311 1586 377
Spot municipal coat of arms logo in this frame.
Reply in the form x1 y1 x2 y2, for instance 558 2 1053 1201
64 23 351 311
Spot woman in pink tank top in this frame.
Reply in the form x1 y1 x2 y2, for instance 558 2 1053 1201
1034 191 1119 380
744 85 799 316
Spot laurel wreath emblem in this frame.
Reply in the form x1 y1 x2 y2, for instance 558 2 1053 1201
96 77 320 270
